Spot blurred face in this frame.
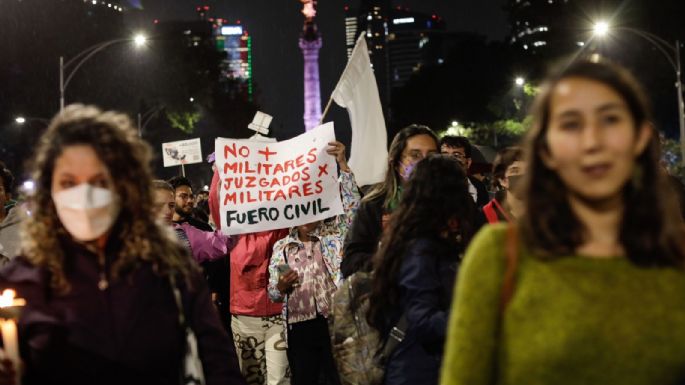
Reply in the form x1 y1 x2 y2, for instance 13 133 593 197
174 185 194 218
51 145 113 195
297 221 321 238
500 160 526 190
396 134 438 181
441 145 472 170
542 77 651 203
154 189 175 225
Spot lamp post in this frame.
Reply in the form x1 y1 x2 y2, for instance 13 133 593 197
593 22 685 165
60 34 147 111
137 105 164 138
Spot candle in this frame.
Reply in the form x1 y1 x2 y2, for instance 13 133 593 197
0 289 24 385
0 319 17 363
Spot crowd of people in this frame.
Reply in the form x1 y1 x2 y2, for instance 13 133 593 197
1 59 685 385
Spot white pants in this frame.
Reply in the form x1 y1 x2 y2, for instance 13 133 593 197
232 314 290 385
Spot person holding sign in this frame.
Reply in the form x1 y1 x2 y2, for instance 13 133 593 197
267 141 360 385
0 105 244 385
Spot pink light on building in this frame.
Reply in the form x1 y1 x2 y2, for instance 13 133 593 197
299 0 322 131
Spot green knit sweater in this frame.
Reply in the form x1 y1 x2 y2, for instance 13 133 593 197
441 224 685 385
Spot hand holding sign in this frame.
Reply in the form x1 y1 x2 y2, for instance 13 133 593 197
326 141 350 173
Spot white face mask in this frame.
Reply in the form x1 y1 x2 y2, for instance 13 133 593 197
52 184 121 242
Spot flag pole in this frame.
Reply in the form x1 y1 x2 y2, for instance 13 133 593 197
319 96 334 124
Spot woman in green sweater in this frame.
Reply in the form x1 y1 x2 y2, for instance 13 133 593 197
440 59 685 385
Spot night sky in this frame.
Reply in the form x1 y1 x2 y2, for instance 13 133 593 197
124 0 508 140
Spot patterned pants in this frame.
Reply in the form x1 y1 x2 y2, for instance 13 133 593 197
232 314 290 385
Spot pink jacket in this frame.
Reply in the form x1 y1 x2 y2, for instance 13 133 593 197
174 223 235 264
229 230 288 317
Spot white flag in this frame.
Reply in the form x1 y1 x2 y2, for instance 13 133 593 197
332 34 388 187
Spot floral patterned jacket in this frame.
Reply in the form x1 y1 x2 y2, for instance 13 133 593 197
268 170 361 318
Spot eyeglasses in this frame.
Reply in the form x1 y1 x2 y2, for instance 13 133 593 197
403 150 438 162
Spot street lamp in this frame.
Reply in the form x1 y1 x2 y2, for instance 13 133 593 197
515 77 525 87
134 34 147 47
14 117 26 125
593 22 609 37
60 33 148 111
592 21 685 165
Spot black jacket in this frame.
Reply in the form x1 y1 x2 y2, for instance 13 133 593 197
341 194 387 278
468 175 490 208
383 238 460 385
175 215 231 331
0 237 245 385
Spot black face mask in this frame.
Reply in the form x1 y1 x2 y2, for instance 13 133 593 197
507 175 525 199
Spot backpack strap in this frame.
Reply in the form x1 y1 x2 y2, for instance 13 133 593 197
380 314 407 364
499 225 519 313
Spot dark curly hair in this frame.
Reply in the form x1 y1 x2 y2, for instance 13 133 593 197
521 60 685 267
367 155 477 333
439 136 472 158
22 104 195 294
167 175 193 191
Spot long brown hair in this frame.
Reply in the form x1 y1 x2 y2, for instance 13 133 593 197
22 104 194 294
363 124 439 209
367 155 476 333
520 60 685 267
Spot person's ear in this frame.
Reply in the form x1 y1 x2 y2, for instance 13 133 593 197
633 121 653 157
500 177 509 190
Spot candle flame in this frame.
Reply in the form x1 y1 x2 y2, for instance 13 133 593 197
0 290 25 308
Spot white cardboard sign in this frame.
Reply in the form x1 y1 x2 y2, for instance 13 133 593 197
162 138 203 167
216 123 344 235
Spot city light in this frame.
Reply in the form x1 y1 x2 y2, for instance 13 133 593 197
221 26 244 36
593 21 610 37
515 77 525 87
14 117 26 124
134 34 147 47
393 17 415 25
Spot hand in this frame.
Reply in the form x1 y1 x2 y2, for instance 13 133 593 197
0 358 17 385
277 270 300 294
327 141 350 173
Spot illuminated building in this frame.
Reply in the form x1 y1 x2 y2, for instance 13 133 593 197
344 2 445 108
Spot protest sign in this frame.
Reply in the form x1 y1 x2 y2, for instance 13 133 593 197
162 138 203 167
215 122 344 235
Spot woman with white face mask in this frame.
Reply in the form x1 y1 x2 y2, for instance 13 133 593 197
0 105 245 385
